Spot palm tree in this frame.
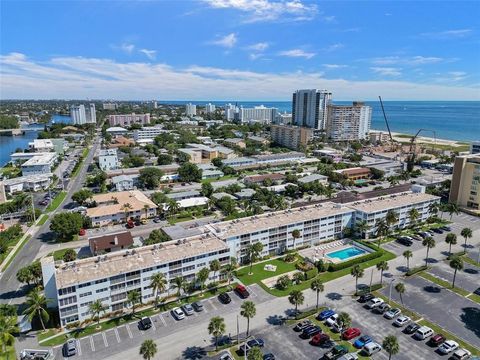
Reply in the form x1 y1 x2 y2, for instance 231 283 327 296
408 208 420 227
150 272 167 308
460 228 473 253
167 200 180 218
375 218 389 249
402 250 413 270
16 267 34 286
127 290 141 316
209 259 221 281
291 229 301 250
449 257 464 288
0 315 19 353
288 290 304 319
196 267 209 296
23 287 50 330
208 316 226 351
447 203 459 220
382 335 400 360
385 210 399 231
170 276 187 299
221 263 235 287
351 265 364 294
121 203 133 223
428 202 439 216
240 301 256 337
89 300 106 327
143 204 150 219
310 279 324 311
355 220 371 239
376 261 389 285
246 242 264 275
445 233 457 256
394 282 406 305
337 312 351 331
139 339 157 360
422 236 436 267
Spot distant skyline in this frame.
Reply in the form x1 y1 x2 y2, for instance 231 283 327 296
1 0 479 100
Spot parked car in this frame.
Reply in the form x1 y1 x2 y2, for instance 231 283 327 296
310 333 330 346
78 228 86 236
301 326 321 339
366 298 384 309
140 218 148 225
439 340 459 354
419 232 430 238
126 220 135 229
337 354 359 360
404 323 420 334
172 307 185 320
362 342 382 356
414 326 434 340
153 217 161 223
331 322 344 333
182 304 194 316
353 335 372 349
192 301 203 312
323 345 348 360
218 292 231 304
393 315 411 327
473 287 480 296
247 339 265 348
451 349 472 360
342 328 361 340
235 284 250 298
429 334 446 347
219 353 233 360
411 234 423 241
293 320 312 332
325 314 339 327
440 225 452 231
317 309 336 321
357 293 374 303
39 200 48 206
374 302 391 314
63 339 77 357
432 228 444 234
263 354 275 360
396 237 413 246
138 317 152 330
384 308 401 319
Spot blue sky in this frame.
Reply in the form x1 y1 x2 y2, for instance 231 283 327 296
1 0 479 100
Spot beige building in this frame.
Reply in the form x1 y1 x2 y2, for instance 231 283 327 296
449 154 480 214
271 124 313 150
178 144 235 164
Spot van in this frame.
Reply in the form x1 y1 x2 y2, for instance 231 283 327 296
451 349 471 360
414 326 434 340
362 342 382 356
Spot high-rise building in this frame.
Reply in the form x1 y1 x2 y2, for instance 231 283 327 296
326 102 372 141
108 113 150 127
205 103 216 113
224 103 238 121
270 124 313 150
237 105 277 124
449 154 480 214
86 103 97 124
70 105 87 125
103 103 118 110
186 103 197 116
292 89 332 130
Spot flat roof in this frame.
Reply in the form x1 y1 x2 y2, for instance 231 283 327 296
53 234 228 288
86 190 156 218
3 173 53 185
22 153 56 166
207 202 353 239
348 191 439 214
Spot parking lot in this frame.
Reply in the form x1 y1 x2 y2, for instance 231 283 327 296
428 261 479 293
52 285 273 360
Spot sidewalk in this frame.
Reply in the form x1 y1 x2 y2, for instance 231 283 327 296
0 223 40 274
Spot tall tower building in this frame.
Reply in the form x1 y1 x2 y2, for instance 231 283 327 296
186 103 197 116
205 103 216 113
292 89 332 130
70 105 87 125
326 102 372 141
86 103 97 124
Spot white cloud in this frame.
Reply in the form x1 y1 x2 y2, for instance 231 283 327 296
204 0 318 23
209 33 238 48
120 43 135 54
139 49 156 60
247 42 269 51
278 49 315 59
323 64 348 69
324 43 344 52
420 29 472 39
370 67 402 76
1 53 478 101
371 55 445 66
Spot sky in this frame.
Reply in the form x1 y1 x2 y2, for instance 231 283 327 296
1 0 479 100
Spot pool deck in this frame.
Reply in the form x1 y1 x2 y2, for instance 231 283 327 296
299 240 372 264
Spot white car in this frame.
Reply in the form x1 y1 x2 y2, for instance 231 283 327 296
384 308 401 319
325 314 339 327
439 340 459 354
172 307 185 320
338 354 359 360
393 315 411 327
451 348 472 360
366 298 384 309
331 322 343 333
363 342 382 356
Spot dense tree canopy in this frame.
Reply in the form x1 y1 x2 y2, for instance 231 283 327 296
50 212 84 242
138 167 164 189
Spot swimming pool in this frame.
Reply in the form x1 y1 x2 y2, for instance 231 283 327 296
326 246 367 261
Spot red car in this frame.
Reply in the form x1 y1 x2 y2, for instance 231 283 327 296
235 284 250 298
78 228 86 236
342 327 361 340
310 333 330 346
126 220 135 229
429 334 446 346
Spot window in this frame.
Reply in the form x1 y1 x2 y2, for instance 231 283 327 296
78 282 92 289
58 286 76 296
96 288 108 294
59 296 77 307
79 292 92 298
95 279 108 284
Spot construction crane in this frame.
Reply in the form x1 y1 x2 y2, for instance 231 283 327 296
406 128 437 171
378 96 399 152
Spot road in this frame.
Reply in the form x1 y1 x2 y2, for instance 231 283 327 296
0 135 101 305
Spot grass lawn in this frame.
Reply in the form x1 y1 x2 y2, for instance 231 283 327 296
46 191 67 212
417 272 470 297
0 235 31 272
167 215 194 224
235 257 299 286
461 255 480 267
48 248 74 261
202 174 237 184
37 214 48 225
466 293 480 305
71 148 90 177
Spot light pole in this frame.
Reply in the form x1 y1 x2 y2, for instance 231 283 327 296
388 278 396 305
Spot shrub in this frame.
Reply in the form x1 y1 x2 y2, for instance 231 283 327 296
283 253 296 263
65 321 80 329
275 275 292 290
296 260 314 272
406 265 428 276
316 259 327 273
304 267 318 280
328 250 383 272
293 272 304 284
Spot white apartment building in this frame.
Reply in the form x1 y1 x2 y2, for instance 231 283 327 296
205 103 216 113
103 103 118 110
292 89 332 130
108 114 150 127
98 149 119 171
28 139 54 152
111 175 137 192
21 153 57 176
326 102 372 141
133 126 168 141
1 173 53 194
224 103 239 121
86 104 97 124
70 105 87 125
237 105 277 124
186 103 197 116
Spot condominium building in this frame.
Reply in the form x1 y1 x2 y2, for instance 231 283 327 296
205 103 216 113
270 124 314 150
103 103 118 110
326 102 372 141
133 126 168 141
98 149 119 171
108 114 150 127
186 103 197 116
1 173 53 194
237 106 277 124
70 105 87 125
28 139 54 152
86 104 97 124
449 154 480 214
21 153 57 176
224 103 239 121
178 144 235 164
292 89 332 130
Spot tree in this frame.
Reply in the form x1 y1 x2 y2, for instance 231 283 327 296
291 229 301 250
209 259 221 281
72 189 93 205
385 210 399 230
402 250 413 270
422 236 436 267
157 154 173 165
288 290 304 319
201 182 214 197
138 167 164 189
145 229 169 245
196 267 209 296
50 212 84 242
382 335 400 360
178 163 202 182
337 312 351 331
447 203 459 220
355 220 371 239
351 265 364 294
59 249 75 263
127 290 141 315
376 260 389 285
375 218 389 249
212 157 223 168
246 242 264 275
89 300 106 327
121 203 133 223
143 204 150 219
139 339 157 360
408 208 419 227
449 256 464 288
445 233 457 255
0 315 18 353
428 202 439 216
170 276 187 299
240 301 256 337
247 347 263 360
460 228 473 252
166 200 180 218
394 282 406 305
221 262 236 287
16 266 34 286
310 279 324 311
23 287 50 330
208 316 226 351
150 272 167 308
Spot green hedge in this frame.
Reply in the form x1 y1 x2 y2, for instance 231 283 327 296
328 249 383 272
356 283 383 295
406 265 428 276
305 267 319 280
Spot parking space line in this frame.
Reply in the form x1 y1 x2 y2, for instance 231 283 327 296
77 340 82 356
102 332 108 347
151 318 157 330
247 286 257 297
159 313 167 327
114 328 120 343
208 299 218 311
90 336 95 352
126 324 133 338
